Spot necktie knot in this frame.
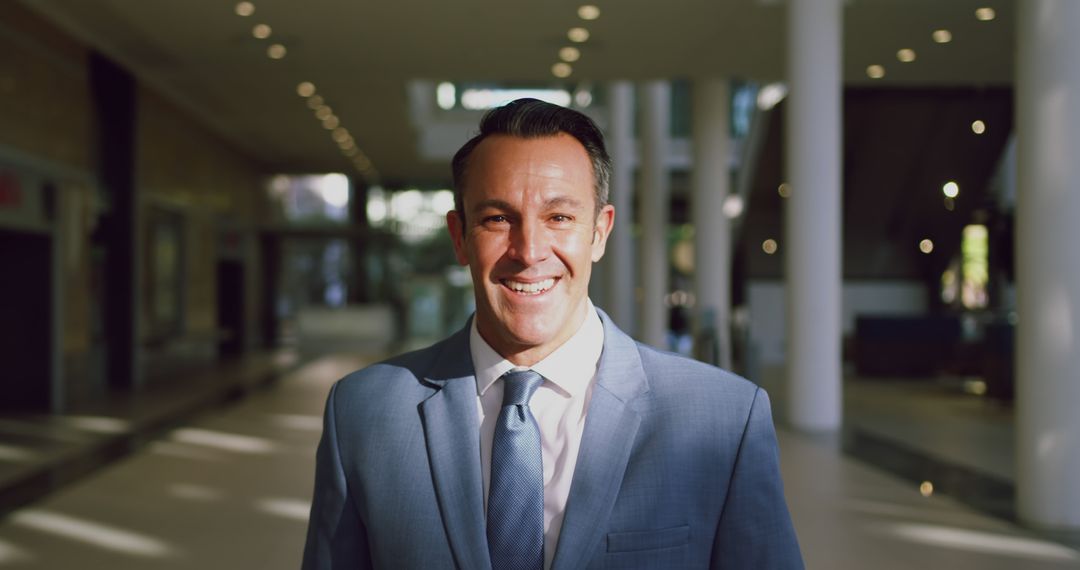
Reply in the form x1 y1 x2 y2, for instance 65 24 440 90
501 370 544 407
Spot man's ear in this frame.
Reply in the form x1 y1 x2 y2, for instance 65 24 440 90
446 210 469 266
590 204 615 262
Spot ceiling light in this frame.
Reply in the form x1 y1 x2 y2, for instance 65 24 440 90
306 95 324 109
942 181 959 198
756 82 787 110
932 29 952 43
343 146 359 157
267 44 286 59
559 46 581 62
332 128 350 143
897 49 916 63
322 116 340 129
567 27 590 43
253 24 272 39
315 106 333 120
778 183 791 198
436 82 456 110
574 89 593 107
235 2 255 17
919 239 934 254
866 65 885 79
338 138 356 150
552 62 573 78
975 7 996 21
762 239 778 255
578 5 600 20
722 195 744 218
971 119 986 134
296 82 315 97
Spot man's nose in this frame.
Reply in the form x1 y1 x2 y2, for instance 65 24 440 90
508 220 551 265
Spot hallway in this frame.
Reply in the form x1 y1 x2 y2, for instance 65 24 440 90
0 354 1076 569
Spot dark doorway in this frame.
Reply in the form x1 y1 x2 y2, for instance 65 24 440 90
0 229 53 412
216 259 245 358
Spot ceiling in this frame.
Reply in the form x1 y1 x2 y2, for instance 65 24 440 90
25 0 1015 187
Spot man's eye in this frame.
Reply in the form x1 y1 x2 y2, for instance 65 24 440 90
551 214 573 223
483 215 508 224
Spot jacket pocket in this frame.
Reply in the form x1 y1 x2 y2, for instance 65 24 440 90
606 525 690 553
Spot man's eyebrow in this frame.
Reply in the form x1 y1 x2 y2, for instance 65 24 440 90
470 196 586 214
471 199 515 214
543 196 585 210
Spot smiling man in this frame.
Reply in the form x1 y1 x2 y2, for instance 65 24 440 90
303 98 803 570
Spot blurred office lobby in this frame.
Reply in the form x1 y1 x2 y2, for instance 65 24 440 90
2 0 1080 568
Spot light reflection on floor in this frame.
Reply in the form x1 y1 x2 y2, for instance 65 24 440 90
0 539 31 564
254 498 312 522
10 510 174 558
58 416 131 435
265 414 323 432
167 483 225 502
169 428 276 454
882 521 1080 562
0 445 34 463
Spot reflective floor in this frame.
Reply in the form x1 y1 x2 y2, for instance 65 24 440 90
0 354 1077 569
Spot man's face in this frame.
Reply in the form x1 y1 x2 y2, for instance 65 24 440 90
447 134 614 366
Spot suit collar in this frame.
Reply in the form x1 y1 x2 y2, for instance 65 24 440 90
419 321 492 570
552 309 648 569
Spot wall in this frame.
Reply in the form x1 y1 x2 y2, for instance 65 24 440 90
746 279 928 366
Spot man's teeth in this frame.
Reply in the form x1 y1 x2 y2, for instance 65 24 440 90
505 278 555 294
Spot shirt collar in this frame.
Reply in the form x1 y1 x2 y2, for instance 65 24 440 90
472 299 605 398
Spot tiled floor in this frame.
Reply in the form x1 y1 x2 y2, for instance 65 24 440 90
0 355 1077 569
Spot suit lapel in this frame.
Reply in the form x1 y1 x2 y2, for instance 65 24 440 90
418 325 492 570
552 310 648 570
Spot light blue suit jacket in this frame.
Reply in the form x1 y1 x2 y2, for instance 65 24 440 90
303 309 803 569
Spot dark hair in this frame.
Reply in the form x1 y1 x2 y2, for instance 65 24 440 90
451 98 611 221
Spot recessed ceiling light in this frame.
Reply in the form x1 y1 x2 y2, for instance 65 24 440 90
235 2 255 17
552 62 573 78
322 116 340 129
559 46 581 62
253 24 272 39
971 119 987 134
267 43 286 59
919 239 934 254
867 64 885 79
762 239 778 255
578 5 600 20
943 181 959 198
975 7 996 21
296 82 315 97
306 95 324 109
567 27 590 43
897 49 916 63
932 29 952 43
332 128 350 143
315 106 333 120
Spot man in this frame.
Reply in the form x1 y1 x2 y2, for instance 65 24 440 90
303 98 802 569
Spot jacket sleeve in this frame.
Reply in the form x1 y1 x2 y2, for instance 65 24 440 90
711 387 804 569
302 382 372 570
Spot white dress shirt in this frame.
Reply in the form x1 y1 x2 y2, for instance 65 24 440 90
471 299 604 570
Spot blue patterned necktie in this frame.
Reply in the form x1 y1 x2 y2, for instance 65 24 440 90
487 369 545 570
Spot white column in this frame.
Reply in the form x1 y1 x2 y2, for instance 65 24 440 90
639 81 671 348
692 78 733 370
785 0 842 431
605 81 636 332
1016 0 1080 529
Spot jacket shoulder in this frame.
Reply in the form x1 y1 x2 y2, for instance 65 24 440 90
634 342 761 402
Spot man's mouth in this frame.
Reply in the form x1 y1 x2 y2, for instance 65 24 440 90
501 278 556 295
